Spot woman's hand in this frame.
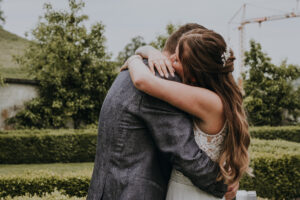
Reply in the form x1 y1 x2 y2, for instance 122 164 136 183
120 55 143 72
225 181 239 200
147 49 175 78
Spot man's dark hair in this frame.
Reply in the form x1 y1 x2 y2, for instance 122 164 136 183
163 23 207 54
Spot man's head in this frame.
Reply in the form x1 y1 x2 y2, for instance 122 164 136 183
163 23 207 56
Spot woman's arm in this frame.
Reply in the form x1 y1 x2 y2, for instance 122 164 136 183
127 56 224 131
135 45 174 77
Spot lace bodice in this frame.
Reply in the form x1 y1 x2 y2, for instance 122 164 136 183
193 121 227 162
170 121 227 186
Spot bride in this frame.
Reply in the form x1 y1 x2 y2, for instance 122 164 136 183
122 28 250 200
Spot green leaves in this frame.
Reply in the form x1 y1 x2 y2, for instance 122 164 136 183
116 36 146 65
8 0 117 129
243 40 300 126
0 0 4 25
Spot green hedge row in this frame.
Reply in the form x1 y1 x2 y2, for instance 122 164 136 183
249 126 300 143
1 126 299 164
0 129 97 164
0 175 90 198
239 139 300 199
0 139 299 199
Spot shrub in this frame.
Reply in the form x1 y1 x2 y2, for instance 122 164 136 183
7 0 117 129
0 129 97 164
0 174 90 198
240 139 300 199
1 126 299 164
243 40 300 126
250 126 300 142
0 139 299 199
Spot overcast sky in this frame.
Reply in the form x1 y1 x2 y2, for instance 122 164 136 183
1 0 300 77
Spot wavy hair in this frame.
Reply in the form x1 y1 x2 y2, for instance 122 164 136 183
178 29 250 185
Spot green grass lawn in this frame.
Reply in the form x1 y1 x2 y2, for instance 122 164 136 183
0 28 31 79
0 162 94 178
0 67 31 79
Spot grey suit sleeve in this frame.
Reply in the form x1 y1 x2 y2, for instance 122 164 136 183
139 94 227 198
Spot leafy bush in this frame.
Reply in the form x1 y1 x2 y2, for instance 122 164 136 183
1 126 299 164
0 174 90 198
250 126 300 142
7 0 117 129
240 139 300 199
0 129 97 164
243 40 300 126
0 138 299 199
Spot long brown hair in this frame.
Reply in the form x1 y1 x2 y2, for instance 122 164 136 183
178 29 250 185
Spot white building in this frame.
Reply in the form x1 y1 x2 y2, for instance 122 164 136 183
0 78 38 130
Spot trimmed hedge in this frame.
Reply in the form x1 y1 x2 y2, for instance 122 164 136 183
240 139 300 199
0 126 299 164
2 126 299 164
249 126 300 143
0 129 97 164
0 139 299 199
0 175 90 198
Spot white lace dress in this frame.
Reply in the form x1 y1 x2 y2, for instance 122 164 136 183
166 121 227 200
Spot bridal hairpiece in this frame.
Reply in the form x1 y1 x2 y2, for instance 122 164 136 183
221 47 231 67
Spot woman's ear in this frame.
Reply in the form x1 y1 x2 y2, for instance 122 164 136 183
191 76 196 83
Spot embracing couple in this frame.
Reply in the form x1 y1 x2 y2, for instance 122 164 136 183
87 23 250 200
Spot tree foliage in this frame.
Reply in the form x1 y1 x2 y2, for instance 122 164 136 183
0 0 4 24
243 40 300 126
116 36 146 65
8 0 116 129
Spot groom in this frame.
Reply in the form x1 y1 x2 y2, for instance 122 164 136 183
87 23 236 200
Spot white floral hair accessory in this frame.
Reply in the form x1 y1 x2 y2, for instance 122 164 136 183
221 47 231 67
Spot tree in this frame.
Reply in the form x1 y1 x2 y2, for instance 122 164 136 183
0 0 4 24
243 40 300 126
0 0 3 84
116 36 146 65
8 0 116 129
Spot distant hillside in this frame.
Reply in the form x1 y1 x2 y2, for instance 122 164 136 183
0 28 31 79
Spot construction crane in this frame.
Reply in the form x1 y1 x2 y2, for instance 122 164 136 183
228 1 300 90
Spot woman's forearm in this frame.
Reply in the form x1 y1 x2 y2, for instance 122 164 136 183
128 57 156 91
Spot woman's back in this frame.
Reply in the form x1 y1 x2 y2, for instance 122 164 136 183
166 121 227 200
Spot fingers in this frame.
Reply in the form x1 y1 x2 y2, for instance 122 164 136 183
225 182 239 200
228 182 239 192
148 60 155 75
159 60 169 78
153 60 164 77
149 58 174 78
224 191 236 200
165 59 175 77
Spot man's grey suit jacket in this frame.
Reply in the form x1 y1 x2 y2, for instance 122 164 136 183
87 67 227 200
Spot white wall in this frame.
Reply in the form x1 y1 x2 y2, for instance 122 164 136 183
0 83 38 130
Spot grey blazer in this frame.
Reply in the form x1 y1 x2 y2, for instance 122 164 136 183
87 66 227 200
